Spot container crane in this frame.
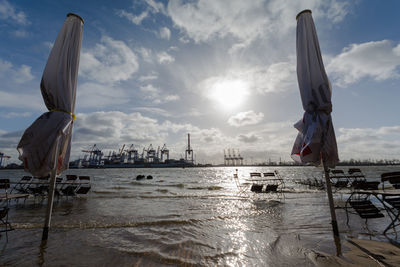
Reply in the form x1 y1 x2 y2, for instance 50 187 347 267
81 144 103 167
147 144 156 162
0 152 11 168
185 133 194 163
160 144 169 161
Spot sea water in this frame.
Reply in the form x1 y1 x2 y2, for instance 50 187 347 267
0 166 399 266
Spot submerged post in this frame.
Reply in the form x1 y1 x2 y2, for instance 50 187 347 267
323 162 342 256
42 135 61 241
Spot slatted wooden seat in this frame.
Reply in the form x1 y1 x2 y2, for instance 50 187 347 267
349 199 384 219
345 190 385 226
250 184 263 192
265 184 279 192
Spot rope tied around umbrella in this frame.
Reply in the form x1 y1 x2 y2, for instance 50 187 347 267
50 109 76 121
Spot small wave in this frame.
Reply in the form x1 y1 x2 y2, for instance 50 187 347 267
11 218 200 230
208 186 223 191
156 189 169 193
92 190 115 194
111 186 130 190
166 183 184 188
187 186 223 191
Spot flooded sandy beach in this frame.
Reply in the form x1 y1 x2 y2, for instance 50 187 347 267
1 166 400 266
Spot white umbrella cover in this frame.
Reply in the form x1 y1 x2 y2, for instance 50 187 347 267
17 14 84 178
291 10 339 168
292 10 341 256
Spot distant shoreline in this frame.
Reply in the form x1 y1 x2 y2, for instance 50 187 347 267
1 163 399 170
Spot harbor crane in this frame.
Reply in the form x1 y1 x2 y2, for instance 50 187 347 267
160 144 169 161
146 144 157 162
125 144 139 162
0 152 11 168
81 144 103 167
224 148 244 166
185 133 194 163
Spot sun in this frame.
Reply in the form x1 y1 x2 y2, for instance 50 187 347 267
208 79 249 110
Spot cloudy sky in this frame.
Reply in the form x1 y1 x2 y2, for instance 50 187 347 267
1 0 400 165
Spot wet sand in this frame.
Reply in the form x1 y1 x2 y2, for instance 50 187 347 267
307 239 400 266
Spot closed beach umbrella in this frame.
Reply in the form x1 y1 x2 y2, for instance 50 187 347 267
291 10 341 255
17 13 84 241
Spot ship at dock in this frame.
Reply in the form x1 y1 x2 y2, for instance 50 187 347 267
70 134 195 168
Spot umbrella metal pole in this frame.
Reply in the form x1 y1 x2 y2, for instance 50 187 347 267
42 135 61 241
323 162 342 256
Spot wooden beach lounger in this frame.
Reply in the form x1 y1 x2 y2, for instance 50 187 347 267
348 168 379 190
345 191 384 225
329 169 349 189
235 171 285 199
381 172 400 234
75 176 91 195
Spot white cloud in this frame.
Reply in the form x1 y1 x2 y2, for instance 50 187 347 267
157 51 175 64
138 72 158 82
0 130 23 163
337 126 400 160
79 36 139 84
0 58 34 84
0 91 42 110
73 111 163 145
132 107 172 117
165 95 180 101
145 0 166 14
238 133 260 143
198 62 296 100
326 0 350 23
137 47 153 63
168 0 269 43
228 110 264 127
15 64 34 83
117 0 166 25
0 111 31 118
251 62 296 94
13 29 29 38
159 27 171 40
167 0 350 46
139 84 179 104
76 82 130 108
327 40 400 87
0 0 29 25
116 9 148 25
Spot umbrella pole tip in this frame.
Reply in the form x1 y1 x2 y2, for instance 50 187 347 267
296 9 312 20
67 13 84 24
42 227 49 241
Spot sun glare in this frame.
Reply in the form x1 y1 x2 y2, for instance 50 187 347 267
209 79 249 110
